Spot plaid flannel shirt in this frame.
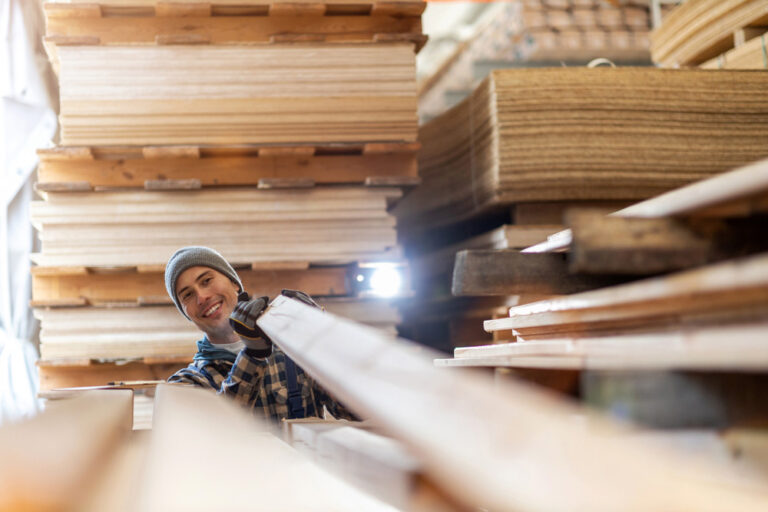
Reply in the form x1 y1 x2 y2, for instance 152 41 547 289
168 344 357 423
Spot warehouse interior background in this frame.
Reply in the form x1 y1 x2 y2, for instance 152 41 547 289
2 0 768 509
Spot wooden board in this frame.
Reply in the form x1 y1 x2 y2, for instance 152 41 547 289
524 157 768 254
31 187 402 268
257 295 768 511
651 0 768 67
484 252 768 339
398 67 768 238
54 44 418 146
37 142 420 190
139 384 395 510
441 322 768 371
32 265 353 306
701 32 768 69
35 306 203 361
452 249 628 296
35 298 401 361
38 359 188 390
0 390 133 511
409 224 562 292
566 209 768 275
44 1 426 50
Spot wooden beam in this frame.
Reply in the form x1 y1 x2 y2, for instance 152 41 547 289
524 157 768 254
0 390 133 511
138 384 394 510
32 266 352 306
443 322 768 371
451 250 627 296
568 210 768 275
37 144 418 189
485 252 768 337
257 296 768 511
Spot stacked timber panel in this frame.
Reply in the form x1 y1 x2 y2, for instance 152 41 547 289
651 0 768 69
403 66 768 353
440 158 768 370
420 0 654 120
34 0 424 390
399 67 768 236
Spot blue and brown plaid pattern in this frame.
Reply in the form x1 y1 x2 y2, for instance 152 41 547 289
168 346 356 422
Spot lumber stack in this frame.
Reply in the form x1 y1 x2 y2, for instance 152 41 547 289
437 158 768 373
419 0 653 120
34 0 425 390
31 188 401 267
651 0 768 69
398 67 768 238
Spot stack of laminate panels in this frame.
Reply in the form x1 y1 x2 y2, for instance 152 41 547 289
398 67 768 238
419 0 653 120
34 0 424 389
651 0 768 69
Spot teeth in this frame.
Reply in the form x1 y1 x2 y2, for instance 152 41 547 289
203 303 221 318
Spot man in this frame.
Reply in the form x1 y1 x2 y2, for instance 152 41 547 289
164 245 356 422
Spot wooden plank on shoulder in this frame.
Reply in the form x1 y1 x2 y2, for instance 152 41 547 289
257 296 768 511
140 384 394 510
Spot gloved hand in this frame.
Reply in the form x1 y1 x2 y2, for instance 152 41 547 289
281 289 322 309
229 293 272 353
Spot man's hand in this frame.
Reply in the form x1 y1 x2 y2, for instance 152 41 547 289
281 289 322 309
229 293 272 353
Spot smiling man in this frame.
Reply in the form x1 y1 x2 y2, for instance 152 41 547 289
164 246 356 422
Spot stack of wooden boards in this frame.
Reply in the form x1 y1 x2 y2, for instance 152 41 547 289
437 158 768 373
34 0 425 390
399 67 768 238
651 0 768 69
419 0 654 120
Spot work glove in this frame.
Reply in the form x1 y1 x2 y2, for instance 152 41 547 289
229 293 272 354
280 289 322 309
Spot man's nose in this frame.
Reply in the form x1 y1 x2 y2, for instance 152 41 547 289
196 286 210 305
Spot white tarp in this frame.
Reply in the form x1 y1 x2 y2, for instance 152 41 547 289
1 0 58 424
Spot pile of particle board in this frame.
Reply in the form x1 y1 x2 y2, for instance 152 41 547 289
34 0 425 389
419 0 653 120
398 67 768 238
651 0 768 69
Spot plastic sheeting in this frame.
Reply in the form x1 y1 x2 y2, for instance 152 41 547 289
1 0 58 424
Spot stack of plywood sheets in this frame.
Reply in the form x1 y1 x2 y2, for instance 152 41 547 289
398 67 768 237
651 0 768 69
35 298 401 363
34 0 425 389
419 0 653 120
31 188 401 268
54 44 418 146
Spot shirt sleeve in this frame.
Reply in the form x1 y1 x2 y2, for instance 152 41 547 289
167 363 221 389
219 347 273 408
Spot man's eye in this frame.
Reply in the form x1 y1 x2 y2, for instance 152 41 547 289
203 278 211 285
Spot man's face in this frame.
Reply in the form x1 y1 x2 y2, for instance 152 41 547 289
175 266 240 339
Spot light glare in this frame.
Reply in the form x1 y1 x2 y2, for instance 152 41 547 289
368 267 402 297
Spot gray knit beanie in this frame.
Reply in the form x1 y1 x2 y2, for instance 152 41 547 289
165 246 243 319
